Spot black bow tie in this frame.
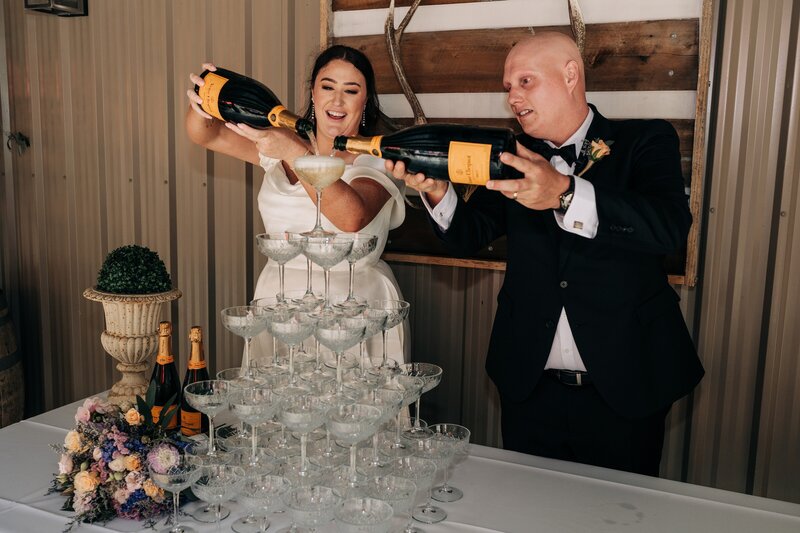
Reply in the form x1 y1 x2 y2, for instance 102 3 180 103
519 137 579 166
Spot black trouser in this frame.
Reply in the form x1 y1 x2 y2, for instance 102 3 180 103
500 372 670 476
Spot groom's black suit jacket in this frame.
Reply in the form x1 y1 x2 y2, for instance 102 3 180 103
437 106 704 419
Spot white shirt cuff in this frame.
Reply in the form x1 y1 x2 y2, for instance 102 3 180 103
553 176 598 238
420 183 457 232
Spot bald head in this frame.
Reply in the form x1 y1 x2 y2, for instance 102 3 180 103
503 31 589 143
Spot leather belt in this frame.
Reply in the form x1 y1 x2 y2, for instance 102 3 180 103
546 369 592 387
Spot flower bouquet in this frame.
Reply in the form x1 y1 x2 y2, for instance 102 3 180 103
49 390 183 531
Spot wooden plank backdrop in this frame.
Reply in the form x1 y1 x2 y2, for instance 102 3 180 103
1 0 800 505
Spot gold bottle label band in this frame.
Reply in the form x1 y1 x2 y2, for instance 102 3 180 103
448 141 492 185
181 412 203 436
156 354 174 365
197 72 228 121
188 360 207 370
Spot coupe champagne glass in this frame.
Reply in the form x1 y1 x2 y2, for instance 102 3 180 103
336 233 378 311
326 403 382 495
362 475 417 533
294 154 346 238
335 497 394 533
410 437 454 524
220 306 271 378
228 386 282 467
354 388 404 478
429 423 471 502
191 464 246 532
379 375 425 458
281 485 341 533
315 317 366 395
367 300 410 368
237 474 291 533
399 363 443 435
216 367 264 439
279 394 329 483
302 234 354 311
183 380 230 458
255 232 305 303
148 455 203 533
266 308 318 385
390 456 437 533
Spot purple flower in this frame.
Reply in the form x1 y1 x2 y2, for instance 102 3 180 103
146 444 179 474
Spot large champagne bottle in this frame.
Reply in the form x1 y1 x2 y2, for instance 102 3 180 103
180 326 210 437
333 123 523 185
147 321 181 429
194 67 312 133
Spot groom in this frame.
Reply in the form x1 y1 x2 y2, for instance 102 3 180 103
387 32 704 476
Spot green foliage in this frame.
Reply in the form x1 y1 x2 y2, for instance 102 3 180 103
95 245 172 294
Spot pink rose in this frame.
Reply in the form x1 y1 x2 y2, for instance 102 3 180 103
75 406 91 424
58 454 73 475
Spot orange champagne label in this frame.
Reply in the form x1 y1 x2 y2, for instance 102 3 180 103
188 360 207 370
181 411 203 436
152 405 178 429
156 354 174 364
197 72 228 121
448 141 492 185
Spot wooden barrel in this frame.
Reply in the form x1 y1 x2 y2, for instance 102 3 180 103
0 290 23 427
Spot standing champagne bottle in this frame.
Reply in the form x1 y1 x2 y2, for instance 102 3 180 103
148 321 180 430
333 123 524 185
194 67 313 133
180 326 210 437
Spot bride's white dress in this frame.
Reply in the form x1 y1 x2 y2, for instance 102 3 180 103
249 153 409 366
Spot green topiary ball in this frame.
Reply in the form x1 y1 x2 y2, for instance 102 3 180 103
96 245 172 294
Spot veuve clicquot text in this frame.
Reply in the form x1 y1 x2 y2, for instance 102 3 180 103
147 321 180 429
195 67 312 133
333 124 523 185
180 326 210 437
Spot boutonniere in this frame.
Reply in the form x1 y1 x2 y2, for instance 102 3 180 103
577 138 613 177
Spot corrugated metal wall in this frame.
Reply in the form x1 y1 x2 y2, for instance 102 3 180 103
689 0 800 500
1 0 800 503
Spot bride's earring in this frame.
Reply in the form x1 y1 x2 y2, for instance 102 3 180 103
361 105 366 127
310 102 315 122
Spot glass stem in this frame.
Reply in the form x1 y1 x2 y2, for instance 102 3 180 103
350 444 358 484
315 340 322 371
278 263 286 301
382 330 388 366
288 345 296 384
315 189 323 231
208 417 216 454
323 267 331 309
359 342 366 378
301 433 308 474
272 337 279 366
372 433 380 463
347 262 355 300
251 425 258 466
244 337 253 377
306 258 313 294
414 399 421 427
394 412 403 445
172 490 180 528
336 352 343 393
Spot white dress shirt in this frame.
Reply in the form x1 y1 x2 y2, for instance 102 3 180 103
421 109 597 371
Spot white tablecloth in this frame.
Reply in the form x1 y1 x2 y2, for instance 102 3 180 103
1 397 799 532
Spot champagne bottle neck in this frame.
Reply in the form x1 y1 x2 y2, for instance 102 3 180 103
268 105 313 134
156 335 174 365
336 135 383 157
188 341 206 369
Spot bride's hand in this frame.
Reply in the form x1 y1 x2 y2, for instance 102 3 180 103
186 62 217 120
226 123 310 161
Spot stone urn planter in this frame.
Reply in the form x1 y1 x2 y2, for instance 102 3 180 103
84 244 179 406
83 288 181 406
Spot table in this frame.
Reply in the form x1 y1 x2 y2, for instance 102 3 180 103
1 397 799 532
